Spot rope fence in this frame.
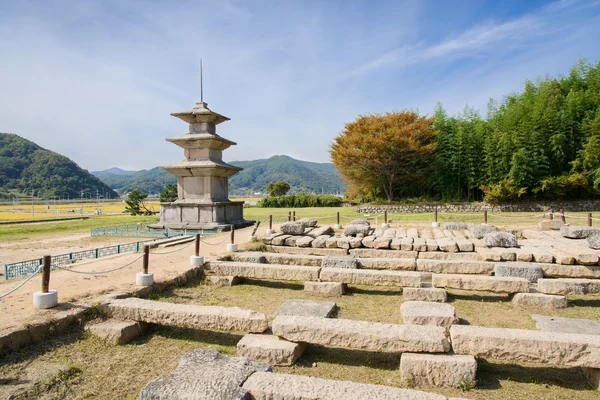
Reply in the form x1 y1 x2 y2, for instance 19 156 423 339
0 265 42 299
52 254 143 275
150 240 196 255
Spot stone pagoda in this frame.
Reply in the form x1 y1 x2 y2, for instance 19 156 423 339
154 68 253 231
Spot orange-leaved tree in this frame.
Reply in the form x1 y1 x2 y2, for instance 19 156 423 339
330 111 437 202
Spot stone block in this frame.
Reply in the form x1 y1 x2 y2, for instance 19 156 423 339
413 238 427 251
265 245 348 256
320 268 422 287
403 287 447 302
432 274 529 293
401 237 414 251
102 298 268 333
357 257 416 271
361 235 376 248
538 220 565 230
351 219 370 226
532 314 600 335
325 237 339 248
335 236 351 249
450 325 600 368
138 349 271 400
306 226 334 238
275 299 337 318
261 253 322 267
519 245 554 264
454 238 475 252
561 225 599 239
390 238 403 250
272 235 292 246
297 218 318 228
483 232 518 248
206 261 320 282
470 224 499 239
304 281 346 296
418 252 483 261
349 248 418 259
272 316 451 353
262 233 283 245
296 236 314 248
494 262 544 282
88 320 148 345
281 222 305 235
322 255 358 269
236 334 307 366
311 235 329 248
284 236 298 247
231 252 267 264
426 239 439 252
537 278 600 294
589 235 600 250
444 223 468 230
242 372 448 400
208 276 242 286
437 238 459 253
344 224 371 236
400 353 477 388
373 237 391 249
401 301 458 327
349 237 363 248
417 259 494 275
511 293 567 309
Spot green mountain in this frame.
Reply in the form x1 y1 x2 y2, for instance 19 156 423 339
0 133 119 200
93 155 346 196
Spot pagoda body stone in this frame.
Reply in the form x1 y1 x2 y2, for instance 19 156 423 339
154 100 254 230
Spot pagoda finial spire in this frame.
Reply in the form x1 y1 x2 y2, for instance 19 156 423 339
200 59 203 102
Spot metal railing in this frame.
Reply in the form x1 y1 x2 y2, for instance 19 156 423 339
90 224 223 239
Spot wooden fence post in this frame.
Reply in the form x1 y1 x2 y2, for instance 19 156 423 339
483 210 488 224
143 245 149 274
41 255 51 293
434 207 438 223
588 213 592 227
384 210 388 224
269 215 273 230
195 234 200 257
560 209 565 224
231 225 235 244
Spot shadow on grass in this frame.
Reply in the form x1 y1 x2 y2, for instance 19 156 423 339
295 345 400 371
346 287 403 296
447 293 511 303
150 325 243 347
568 298 600 308
241 279 304 291
476 358 592 391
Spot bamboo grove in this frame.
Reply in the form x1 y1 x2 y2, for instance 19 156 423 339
331 59 600 204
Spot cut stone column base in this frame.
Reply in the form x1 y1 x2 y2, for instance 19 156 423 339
432 222 441 227
334 224 342 229
33 290 58 309
248 236 257 242
190 256 204 266
266 229 275 235
136 272 154 286
381 223 390 228
227 243 239 252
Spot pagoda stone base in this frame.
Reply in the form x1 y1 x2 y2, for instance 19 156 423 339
151 201 254 230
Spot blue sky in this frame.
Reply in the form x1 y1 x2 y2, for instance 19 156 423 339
1 0 599 171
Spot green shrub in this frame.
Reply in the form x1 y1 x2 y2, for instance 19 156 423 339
258 194 342 208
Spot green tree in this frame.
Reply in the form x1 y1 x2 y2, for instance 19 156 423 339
267 181 291 196
160 184 178 202
125 189 153 215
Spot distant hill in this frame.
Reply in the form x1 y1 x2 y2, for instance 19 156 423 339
0 133 118 200
93 155 346 196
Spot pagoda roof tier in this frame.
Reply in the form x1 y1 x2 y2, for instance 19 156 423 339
166 133 236 151
161 159 242 178
170 101 230 125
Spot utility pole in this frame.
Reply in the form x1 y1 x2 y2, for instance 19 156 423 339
31 189 34 220
81 192 84 214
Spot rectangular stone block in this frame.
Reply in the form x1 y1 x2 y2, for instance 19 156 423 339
349 248 418 259
540 263 600 279
206 261 320 282
436 238 458 253
208 276 242 286
401 237 414 251
265 245 348 256
322 255 358 269
417 259 494 275
418 252 483 261
296 236 314 247
454 238 474 252
537 278 600 294
432 274 529 293
304 281 346 296
413 238 427 251
261 253 322 267
320 268 422 287
88 320 148 345
426 239 439 252
518 245 554 264
400 353 477 388
450 325 600 368
272 235 292 246
403 287 447 302
407 228 419 238
401 301 458 327
311 235 329 248
243 372 448 400
272 316 451 353
532 314 600 335
357 257 416 271
511 293 567 309
102 298 268 333
275 299 336 318
236 334 307 366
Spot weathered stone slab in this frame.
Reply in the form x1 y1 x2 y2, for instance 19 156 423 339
284 236 298 247
512 292 567 309
450 325 600 368
306 226 334 238
417 259 494 275
432 274 529 293
296 236 314 247
304 281 346 296
373 237 391 249
237 334 306 366
335 236 351 249
276 299 337 318
281 222 305 235
474 246 502 262
390 238 403 250
396 228 407 238
401 301 458 327
207 261 320 282
265 245 348 256
103 298 268 333
518 245 554 263
420 229 433 239
454 238 474 252
469 224 499 239
322 255 358 269
320 268 422 287
357 257 416 271
297 218 318 228
494 262 544 282
444 223 469 230
426 239 439 252
87 320 148 345
437 238 458 253
537 278 600 294
401 237 414 251
400 353 477 388
383 228 397 238
230 252 267 264
262 253 322 267
138 349 271 400
311 235 329 248
349 237 363 248
512 248 533 262
208 276 241 286
272 316 451 353
413 238 427 251
532 314 600 335
262 233 283 245
243 371 448 400
561 225 599 239
484 232 518 248
272 235 292 246
361 235 376 248
325 237 339 248
418 252 483 261
538 220 565 230
349 248 418 259
344 224 371 236
351 219 370 226
589 235 600 250
407 228 419 238
403 286 447 302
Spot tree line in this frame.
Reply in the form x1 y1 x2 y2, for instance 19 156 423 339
331 58 600 204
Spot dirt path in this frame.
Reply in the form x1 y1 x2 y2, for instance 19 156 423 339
0 225 257 337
